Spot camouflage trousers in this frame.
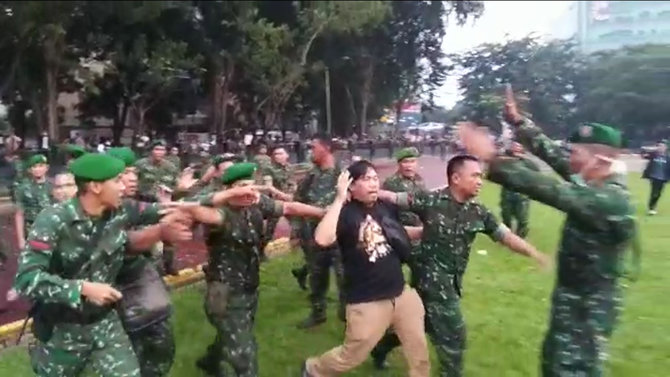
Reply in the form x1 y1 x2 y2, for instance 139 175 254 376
501 190 530 238
127 319 175 377
541 284 621 377
373 277 464 377
204 281 259 377
303 242 345 317
29 311 140 377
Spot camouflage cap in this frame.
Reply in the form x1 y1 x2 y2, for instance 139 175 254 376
69 153 125 182
26 154 48 168
107 147 137 167
212 153 241 166
394 147 420 162
221 162 257 185
568 123 622 148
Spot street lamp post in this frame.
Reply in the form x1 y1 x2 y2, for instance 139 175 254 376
325 66 332 135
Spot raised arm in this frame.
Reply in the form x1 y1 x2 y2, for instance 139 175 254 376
488 157 631 227
503 85 571 180
314 171 351 247
282 201 325 218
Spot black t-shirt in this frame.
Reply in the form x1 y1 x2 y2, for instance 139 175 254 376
337 200 406 304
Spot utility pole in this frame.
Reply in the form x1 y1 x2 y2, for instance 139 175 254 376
325 66 332 135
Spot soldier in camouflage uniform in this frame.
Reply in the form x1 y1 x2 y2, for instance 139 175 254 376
135 140 180 275
12 153 177 377
500 142 539 238
108 146 176 377
262 146 294 248
189 162 325 376
166 146 182 171
370 147 427 369
467 93 636 377
377 154 550 377
294 135 347 328
253 143 272 172
13 154 53 246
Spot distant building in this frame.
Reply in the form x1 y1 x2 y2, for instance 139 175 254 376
551 1 670 53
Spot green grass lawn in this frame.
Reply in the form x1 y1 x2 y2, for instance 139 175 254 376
0 174 668 376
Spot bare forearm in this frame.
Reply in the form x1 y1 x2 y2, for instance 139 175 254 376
314 197 345 247
127 225 163 253
377 190 398 203
500 230 541 259
283 202 325 218
15 211 24 247
404 226 423 241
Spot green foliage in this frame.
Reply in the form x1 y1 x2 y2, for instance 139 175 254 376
451 36 583 134
575 44 670 144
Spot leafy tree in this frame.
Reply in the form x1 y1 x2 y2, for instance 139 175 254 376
451 36 583 135
575 44 670 144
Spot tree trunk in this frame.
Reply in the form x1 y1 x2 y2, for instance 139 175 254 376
394 99 405 133
207 59 222 134
113 98 130 144
45 66 59 141
359 59 374 136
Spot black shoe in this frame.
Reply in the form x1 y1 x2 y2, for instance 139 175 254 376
291 268 308 290
297 314 326 329
164 264 180 276
370 349 389 370
195 355 220 376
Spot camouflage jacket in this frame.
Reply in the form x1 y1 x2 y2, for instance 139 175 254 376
116 199 162 283
253 154 273 172
488 119 635 290
382 172 427 226
13 198 129 314
205 195 283 291
166 155 182 171
397 189 506 292
293 164 340 241
500 155 540 202
264 162 293 193
13 178 53 225
136 157 179 200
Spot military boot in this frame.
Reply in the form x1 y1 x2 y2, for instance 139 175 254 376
195 354 220 376
291 266 308 291
297 310 326 329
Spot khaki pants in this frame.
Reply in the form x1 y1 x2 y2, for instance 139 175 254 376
306 287 429 377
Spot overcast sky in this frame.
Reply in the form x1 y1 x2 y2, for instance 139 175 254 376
436 0 574 108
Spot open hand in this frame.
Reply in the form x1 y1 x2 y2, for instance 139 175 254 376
160 210 194 243
336 170 353 201
457 122 497 162
503 83 523 126
177 167 198 191
81 282 123 306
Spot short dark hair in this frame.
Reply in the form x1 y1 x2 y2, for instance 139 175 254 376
446 154 480 183
270 146 286 154
312 133 333 150
347 160 375 182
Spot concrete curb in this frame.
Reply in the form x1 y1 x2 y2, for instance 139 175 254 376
0 237 294 345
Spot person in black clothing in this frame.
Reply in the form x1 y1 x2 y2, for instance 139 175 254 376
301 160 430 377
642 140 670 215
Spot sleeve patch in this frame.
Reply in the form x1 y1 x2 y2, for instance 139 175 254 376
28 240 51 251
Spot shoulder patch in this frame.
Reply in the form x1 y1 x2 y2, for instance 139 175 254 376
28 240 51 251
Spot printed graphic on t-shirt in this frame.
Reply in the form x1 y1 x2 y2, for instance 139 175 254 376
358 214 391 263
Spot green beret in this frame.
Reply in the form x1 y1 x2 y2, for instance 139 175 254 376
107 147 137 167
394 147 420 162
221 162 258 185
150 139 167 148
568 123 622 148
64 144 87 158
69 153 125 182
26 154 48 168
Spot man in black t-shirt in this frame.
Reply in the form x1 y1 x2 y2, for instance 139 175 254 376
301 160 429 377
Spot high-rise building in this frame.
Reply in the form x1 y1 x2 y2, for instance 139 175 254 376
551 1 670 53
